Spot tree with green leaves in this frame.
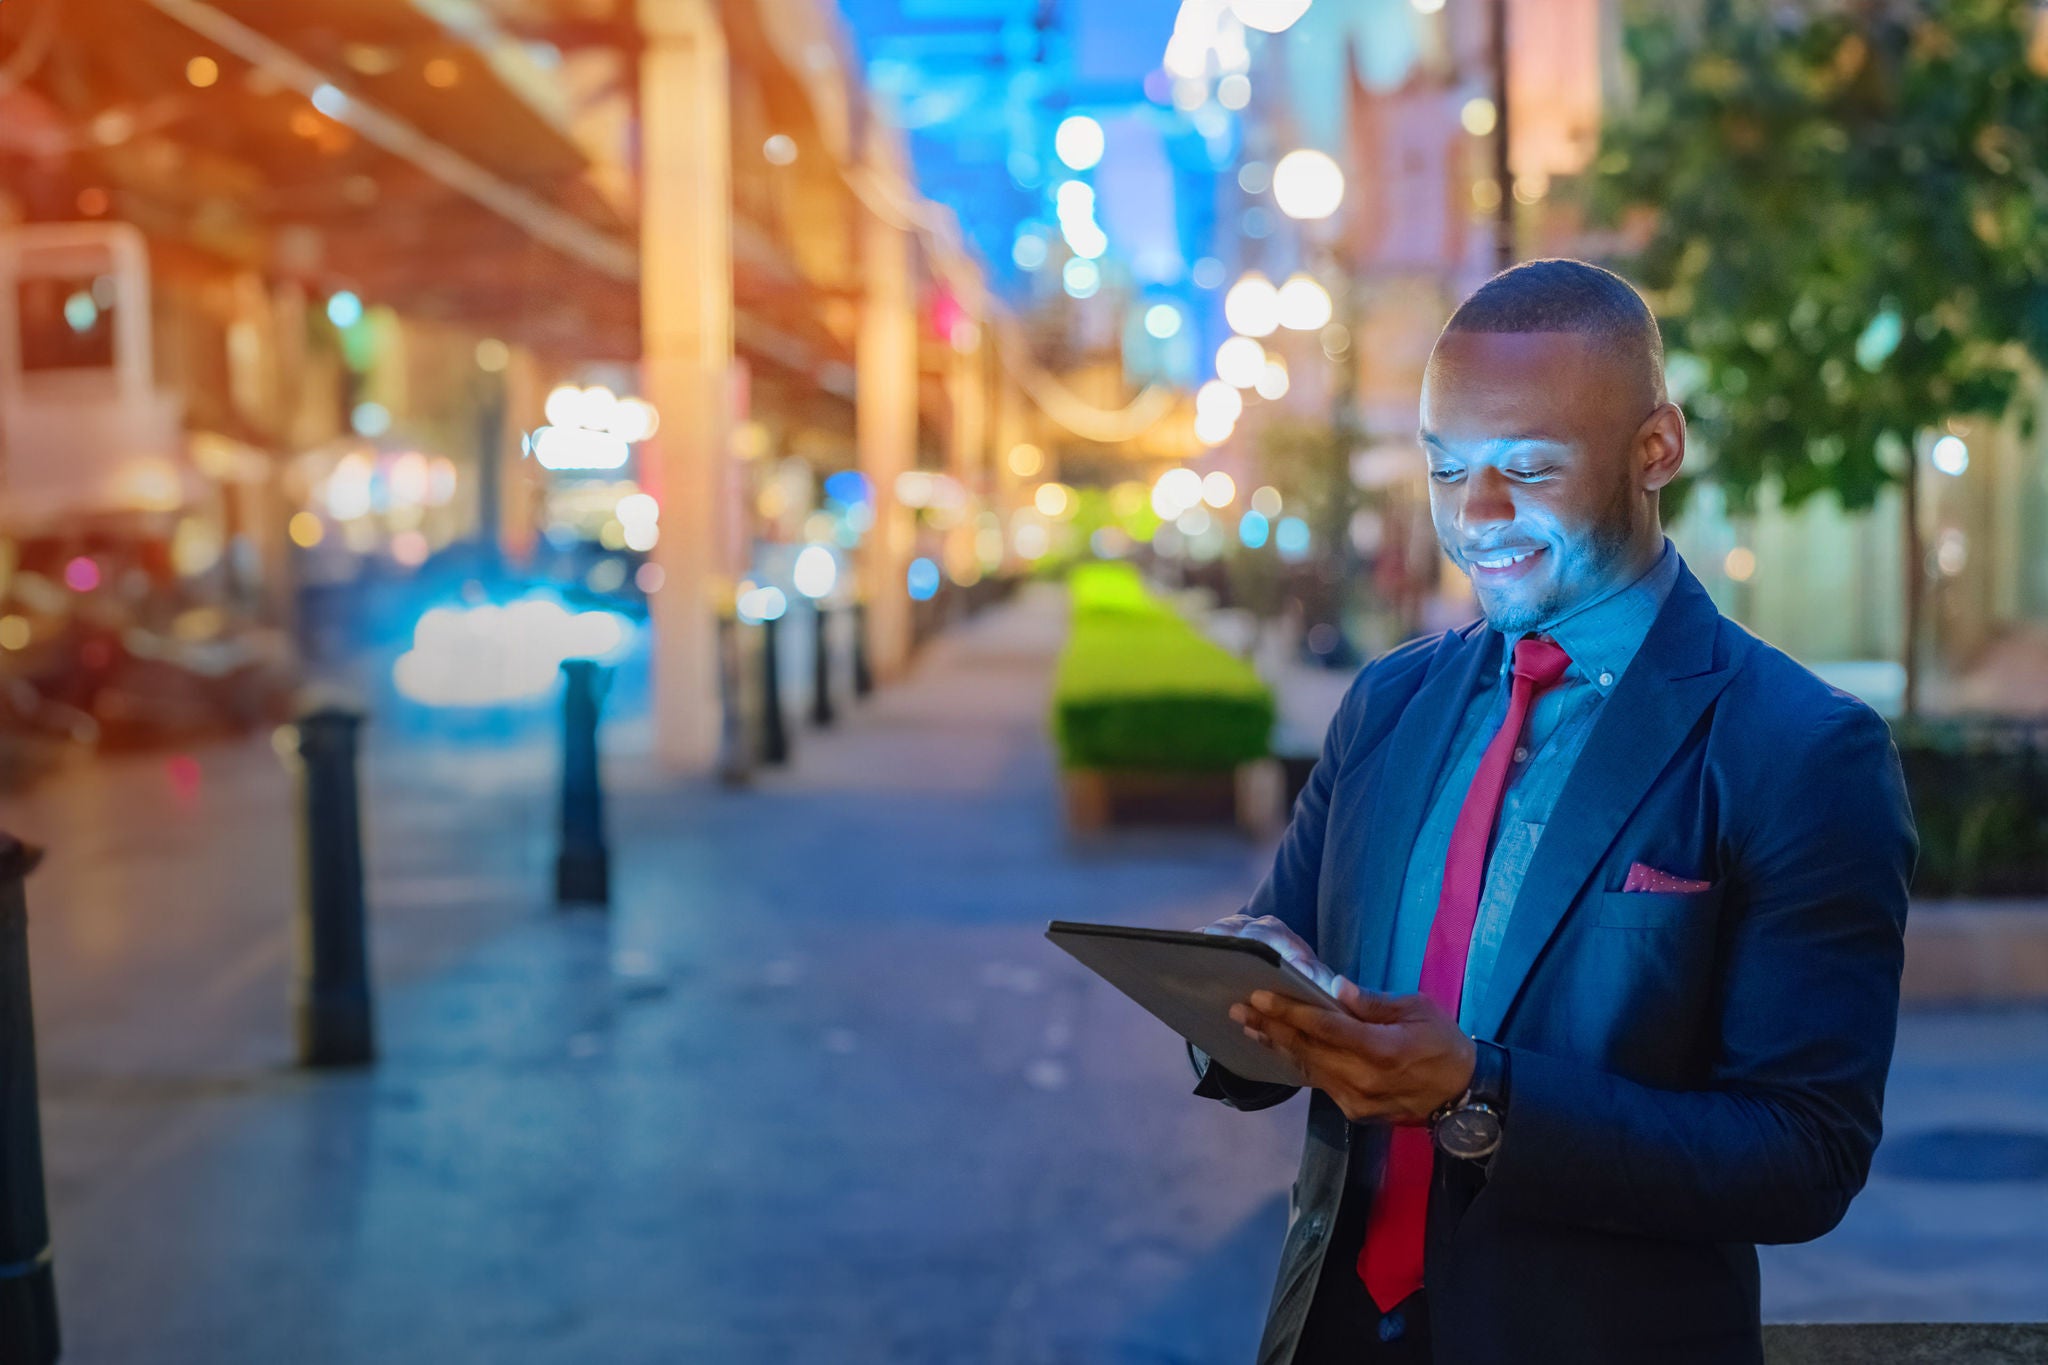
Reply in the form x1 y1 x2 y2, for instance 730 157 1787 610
1587 0 2048 713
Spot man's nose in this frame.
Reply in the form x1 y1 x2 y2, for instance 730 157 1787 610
1458 466 1518 532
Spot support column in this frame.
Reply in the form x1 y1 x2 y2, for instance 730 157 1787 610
856 135 918 682
639 0 730 770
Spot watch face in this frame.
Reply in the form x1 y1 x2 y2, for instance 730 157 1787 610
1436 1105 1502 1160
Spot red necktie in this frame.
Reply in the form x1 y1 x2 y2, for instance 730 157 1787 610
1357 634 1573 1312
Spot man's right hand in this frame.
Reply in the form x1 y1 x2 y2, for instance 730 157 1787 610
1200 913 1342 998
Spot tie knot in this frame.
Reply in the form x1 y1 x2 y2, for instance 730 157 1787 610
1512 634 1572 691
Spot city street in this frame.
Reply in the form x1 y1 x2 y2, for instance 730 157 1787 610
4 585 2044 1364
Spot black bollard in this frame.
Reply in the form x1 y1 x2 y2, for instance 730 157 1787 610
758 611 789 765
850 602 874 699
281 707 375 1067
0 834 60 1365
715 613 752 786
810 602 835 728
556 659 611 907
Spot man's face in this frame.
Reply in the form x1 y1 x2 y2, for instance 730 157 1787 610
1418 331 1673 634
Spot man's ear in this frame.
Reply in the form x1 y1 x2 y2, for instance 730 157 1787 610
1637 402 1686 492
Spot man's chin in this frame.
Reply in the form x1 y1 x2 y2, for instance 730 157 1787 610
1474 589 1550 636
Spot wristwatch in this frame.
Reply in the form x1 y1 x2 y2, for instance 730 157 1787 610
1430 1037 1509 1162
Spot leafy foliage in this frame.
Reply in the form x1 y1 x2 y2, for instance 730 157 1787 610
1588 0 2048 512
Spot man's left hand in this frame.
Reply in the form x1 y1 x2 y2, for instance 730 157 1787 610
1230 981 1476 1125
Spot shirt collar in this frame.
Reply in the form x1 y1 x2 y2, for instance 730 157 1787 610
1498 537 1682 695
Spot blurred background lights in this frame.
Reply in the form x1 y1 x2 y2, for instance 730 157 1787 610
1201 471 1237 508
1216 73 1251 110
1724 546 1757 582
1012 232 1048 271
349 401 391 437
793 545 838 600
1275 516 1312 560
1176 505 1213 537
1007 443 1045 478
1277 274 1333 330
1054 115 1105 171
1461 97 1499 137
763 133 797 165
1251 485 1284 518
1411 0 1446 10
325 290 363 327
1034 482 1073 518
65 557 101 592
1227 0 1312 33
1153 467 1205 519
1272 150 1345 220
288 512 325 549
1195 380 1243 424
1255 357 1291 400
1062 257 1101 299
0 616 29 651
1239 510 1271 548
1013 522 1050 560
531 425 628 472
186 55 219 88
737 585 789 623
393 597 633 707
1144 303 1183 339
1932 434 1970 476
1193 409 1236 446
475 337 510 372
1216 335 1267 388
1224 272 1281 337
907 557 942 601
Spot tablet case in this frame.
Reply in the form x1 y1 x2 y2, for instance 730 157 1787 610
1044 920 1337 1086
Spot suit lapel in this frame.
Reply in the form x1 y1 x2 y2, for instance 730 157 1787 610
1348 625 1500 992
1468 566 1737 1039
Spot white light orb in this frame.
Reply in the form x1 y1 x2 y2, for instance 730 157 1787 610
1461 97 1498 137
1227 0 1313 33
793 544 838 599
1251 484 1283 517
1195 380 1243 424
606 397 660 443
1013 232 1048 271
1277 273 1333 330
1055 115 1105 171
1216 335 1267 389
1144 303 1183 339
1155 467 1204 515
1272 149 1345 221
1217 74 1251 110
1193 409 1236 447
1255 357 1290 401
1224 272 1281 338
1034 482 1073 518
544 384 584 428
1201 471 1237 508
1062 257 1101 299
1932 434 1969 476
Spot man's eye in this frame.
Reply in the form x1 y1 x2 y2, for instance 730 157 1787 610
1429 467 1463 484
1509 466 1557 481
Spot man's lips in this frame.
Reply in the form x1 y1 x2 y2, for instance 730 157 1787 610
1466 545 1547 579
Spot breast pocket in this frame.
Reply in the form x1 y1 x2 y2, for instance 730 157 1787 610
1595 884 1722 929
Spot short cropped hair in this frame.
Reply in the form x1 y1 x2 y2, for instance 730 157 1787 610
1441 258 1666 405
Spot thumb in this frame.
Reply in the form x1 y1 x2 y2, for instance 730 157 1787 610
1335 979 1407 1021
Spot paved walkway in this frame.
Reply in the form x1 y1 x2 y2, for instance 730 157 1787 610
4 584 2044 1364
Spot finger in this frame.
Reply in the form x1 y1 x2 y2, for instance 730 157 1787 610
1337 985 1410 1022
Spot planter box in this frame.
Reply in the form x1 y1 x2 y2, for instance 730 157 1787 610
1062 762 1281 835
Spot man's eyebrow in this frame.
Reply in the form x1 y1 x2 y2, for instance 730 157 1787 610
1417 432 1568 456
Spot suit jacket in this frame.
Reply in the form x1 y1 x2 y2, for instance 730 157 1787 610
1192 561 1917 1365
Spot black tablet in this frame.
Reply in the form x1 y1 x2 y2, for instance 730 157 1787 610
1045 920 1338 1086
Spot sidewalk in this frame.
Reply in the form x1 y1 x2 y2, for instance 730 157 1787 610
4 583 2045 1363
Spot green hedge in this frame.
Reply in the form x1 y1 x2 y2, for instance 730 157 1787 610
1053 564 1275 771
1895 719 2048 897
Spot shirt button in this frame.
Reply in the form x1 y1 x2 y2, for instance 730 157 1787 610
1379 1309 1407 1342
1512 746 1528 763
1598 671 1615 687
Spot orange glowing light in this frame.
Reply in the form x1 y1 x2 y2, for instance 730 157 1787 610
423 57 461 89
76 187 110 216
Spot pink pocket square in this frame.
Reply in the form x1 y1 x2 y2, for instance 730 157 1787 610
1623 862 1712 894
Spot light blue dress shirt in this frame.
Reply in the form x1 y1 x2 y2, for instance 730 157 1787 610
1375 538 1683 1029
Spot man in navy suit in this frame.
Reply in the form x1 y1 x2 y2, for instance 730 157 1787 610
1193 259 1917 1364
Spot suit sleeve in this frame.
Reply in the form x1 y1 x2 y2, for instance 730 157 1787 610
1482 704 1918 1244
1188 648 1411 1112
